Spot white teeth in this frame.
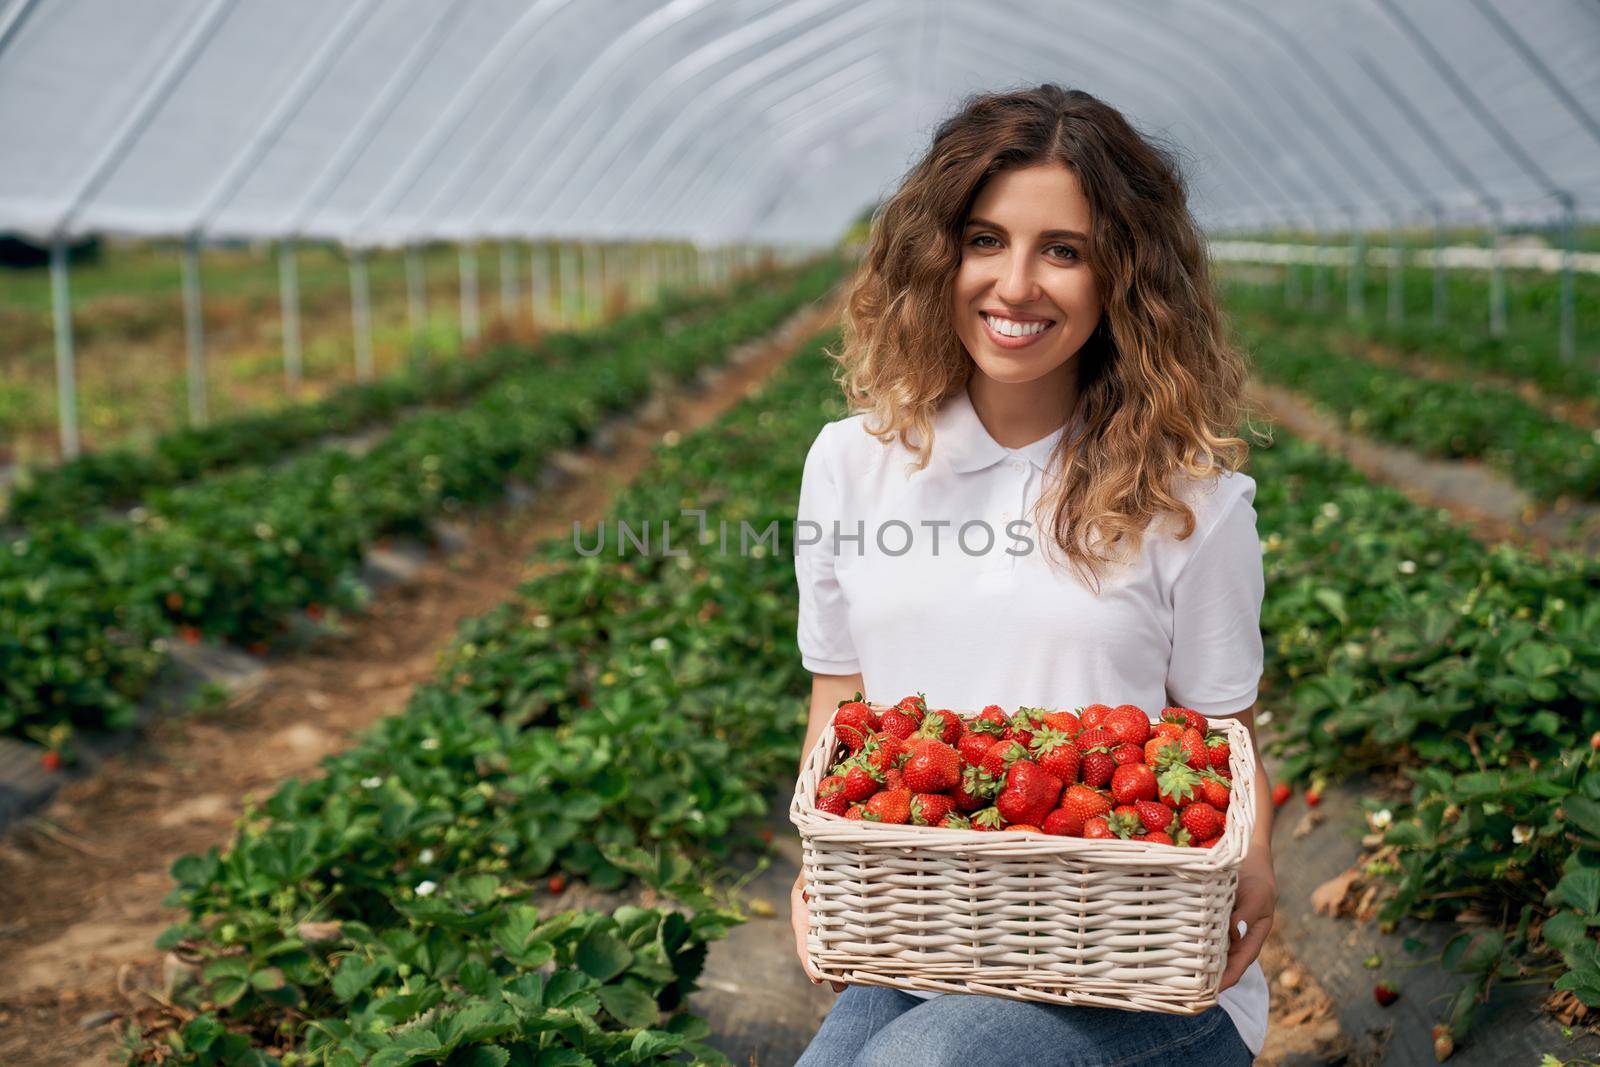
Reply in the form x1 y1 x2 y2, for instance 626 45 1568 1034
982 313 1050 338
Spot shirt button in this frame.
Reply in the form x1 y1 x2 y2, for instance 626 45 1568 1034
1011 460 1025 472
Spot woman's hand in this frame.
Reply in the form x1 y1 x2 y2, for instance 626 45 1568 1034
791 873 846 992
1218 845 1276 992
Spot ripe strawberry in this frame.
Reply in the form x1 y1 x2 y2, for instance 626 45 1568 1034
997 761 1062 826
878 707 919 740
1162 706 1208 733
1003 707 1045 748
1111 743 1143 766
1074 726 1115 753
1080 749 1116 789
548 873 567 894
1030 728 1081 783
911 793 955 826
980 738 1029 778
1056 785 1113 836
894 693 928 720
1003 824 1043 833
40 750 62 772
954 765 998 811
1306 781 1324 807
1272 782 1292 807
883 768 905 791
1151 720 1186 742
834 700 877 751
1111 763 1158 804
816 791 850 816
903 741 961 793
1042 808 1078 836
1144 736 1183 767
917 709 963 744
1197 835 1221 848
179 625 202 646
1179 801 1224 841
1106 809 1143 839
938 812 971 829
842 765 880 802
1373 982 1399 1007
865 789 911 824
816 775 850 815
1143 830 1175 845
1204 733 1231 772
1082 816 1115 839
1104 705 1151 746
1195 771 1231 810
1041 710 1081 734
1177 727 1209 771
971 806 1005 831
1133 799 1176 834
974 705 1009 733
844 804 867 820
1079 704 1113 729
957 731 993 766
861 733 906 774
1156 762 1202 808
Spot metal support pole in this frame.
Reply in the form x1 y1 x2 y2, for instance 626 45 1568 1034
1387 225 1404 326
559 242 579 327
499 240 516 324
1489 216 1507 338
1431 214 1446 327
181 235 207 426
459 243 480 346
1311 238 1328 311
1560 199 1576 361
1347 225 1365 321
279 242 303 390
583 240 602 325
349 249 374 381
405 244 426 354
529 241 549 330
49 238 80 459
1283 258 1299 306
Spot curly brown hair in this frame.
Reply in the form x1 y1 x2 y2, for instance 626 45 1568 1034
831 83 1264 592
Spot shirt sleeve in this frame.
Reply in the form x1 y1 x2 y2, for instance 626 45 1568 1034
1165 474 1264 717
794 421 862 675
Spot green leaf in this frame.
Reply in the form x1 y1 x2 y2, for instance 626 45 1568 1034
1564 796 1600 840
446 1044 511 1067
598 983 659 1029
1312 588 1347 626
182 1013 225 1053
575 932 632 982
1550 868 1600 918
250 966 286 992
331 956 383 1003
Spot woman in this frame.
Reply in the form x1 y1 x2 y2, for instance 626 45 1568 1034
788 85 1275 1065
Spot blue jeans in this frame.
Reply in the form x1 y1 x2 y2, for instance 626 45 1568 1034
794 985 1254 1067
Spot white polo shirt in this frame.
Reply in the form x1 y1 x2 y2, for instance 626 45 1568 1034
793 383 1270 1056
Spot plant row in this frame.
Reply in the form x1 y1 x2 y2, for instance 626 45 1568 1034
1251 427 1600 1033
1235 314 1600 504
4 284 748 529
126 329 847 1065
1222 266 1600 410
0 257 843 746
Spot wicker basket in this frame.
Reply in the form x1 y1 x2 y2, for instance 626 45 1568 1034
789 705 1257 1013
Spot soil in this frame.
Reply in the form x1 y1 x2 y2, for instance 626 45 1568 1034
0 294 841 1065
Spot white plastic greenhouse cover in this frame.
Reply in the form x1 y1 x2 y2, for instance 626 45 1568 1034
0 0 1597 248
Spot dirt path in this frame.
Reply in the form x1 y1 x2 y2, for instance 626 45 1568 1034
0 294 842 1066
1248 380 1600 557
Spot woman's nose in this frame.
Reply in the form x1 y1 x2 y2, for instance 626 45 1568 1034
994 253 1040 304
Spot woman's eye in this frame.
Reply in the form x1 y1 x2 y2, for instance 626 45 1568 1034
969 234 1000 248
1049 243 1079 260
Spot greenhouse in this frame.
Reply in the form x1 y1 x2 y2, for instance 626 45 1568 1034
0 1 1597 1064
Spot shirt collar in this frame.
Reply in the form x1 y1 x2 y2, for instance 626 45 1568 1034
937 385 1080 474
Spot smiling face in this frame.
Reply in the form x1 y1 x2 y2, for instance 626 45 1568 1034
951 162 1104 390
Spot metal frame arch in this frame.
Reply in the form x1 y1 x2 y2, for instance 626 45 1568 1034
547 0 899 233
638 56 898 234
461 0 723 235
346 0 589 245
1035 0 1347 224
937 5 1310 228
498 0 861 232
